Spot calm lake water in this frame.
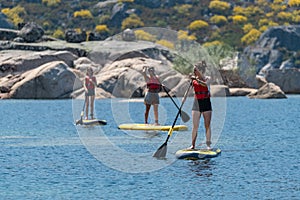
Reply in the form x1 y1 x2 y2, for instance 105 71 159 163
0 96 299 199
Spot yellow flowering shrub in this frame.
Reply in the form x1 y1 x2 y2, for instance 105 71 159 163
210 15 228 26
202 40 223 47
188 20 209 31
292 14 300 23
277 12 293 21
231 15 248 24
288 0 300 7
1 6 25 26
209 1 230 14
121 14 144 30
74 10 93 18
241 29 262 45
259 26 268 32
53 29 64 39
174 4 192 16
95 25 109 33
42 0 61 6
233 6 244 15
156 40 174 49
134 30 156 42
243 23 253 33
177 30 196 41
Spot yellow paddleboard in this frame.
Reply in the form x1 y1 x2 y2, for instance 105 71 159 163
118 123 188 131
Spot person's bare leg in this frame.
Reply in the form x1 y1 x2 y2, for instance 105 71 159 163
203 111 212 149
153 104 159 125
145 104 151 124
90 95 95 119
190 110 201 149
85 96 89 119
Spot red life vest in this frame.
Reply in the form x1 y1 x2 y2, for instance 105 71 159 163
193 79 210 99
147 76 161 91
85 76 96 90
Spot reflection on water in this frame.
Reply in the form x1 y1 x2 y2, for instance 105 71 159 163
188 159 214 177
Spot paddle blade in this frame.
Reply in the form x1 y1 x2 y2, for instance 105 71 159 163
180 110 190 123
153 142 167 158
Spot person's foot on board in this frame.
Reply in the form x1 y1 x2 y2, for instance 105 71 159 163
187 145 195 149
206 146 212 151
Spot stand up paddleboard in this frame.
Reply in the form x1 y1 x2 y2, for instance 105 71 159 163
118 123 188 131
75 119 107 126
175 148 221 160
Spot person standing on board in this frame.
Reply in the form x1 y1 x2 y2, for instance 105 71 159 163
189 61 212 150
142 66 161 125
84 67 97 120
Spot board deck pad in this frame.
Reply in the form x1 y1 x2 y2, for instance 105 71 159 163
175 148 221 160
76 119 107 126
118 123 188 131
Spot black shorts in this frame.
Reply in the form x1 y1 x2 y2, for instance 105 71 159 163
192 98 212 112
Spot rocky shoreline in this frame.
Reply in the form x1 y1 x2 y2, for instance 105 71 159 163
1 24 300 99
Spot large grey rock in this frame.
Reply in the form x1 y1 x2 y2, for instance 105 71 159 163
65 29 86 43
9 61 79 99
229 88 257 96
247 83 286 99
95 57 191 98
0 28 18 41
0 50 78 75
265 68 300 93
18 22 44 42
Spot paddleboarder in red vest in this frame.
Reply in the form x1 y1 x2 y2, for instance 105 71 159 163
189 61 212 150
84 67 97 120
142 66 161 125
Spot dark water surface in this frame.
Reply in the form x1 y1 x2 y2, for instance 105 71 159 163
0 96 299 199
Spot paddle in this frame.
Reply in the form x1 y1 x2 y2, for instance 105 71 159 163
161 85 190 122
153 80 193 158
76 98 86 125
154 77 190 123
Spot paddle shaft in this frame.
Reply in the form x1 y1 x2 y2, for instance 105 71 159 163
80 97 86 119
153 81 192 158
166 80 193 140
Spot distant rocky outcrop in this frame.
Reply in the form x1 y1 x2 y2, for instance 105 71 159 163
17 22 44 43
242 25 300 93
0 40 200 99
65 29 87 43
9 61 79 99
264 68 300 93
248 83 287 99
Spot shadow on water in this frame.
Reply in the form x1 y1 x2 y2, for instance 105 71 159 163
187 159 215 177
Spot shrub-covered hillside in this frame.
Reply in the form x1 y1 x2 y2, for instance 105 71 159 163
1 0 300 50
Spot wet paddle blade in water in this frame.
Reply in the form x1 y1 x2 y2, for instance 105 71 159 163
153 143 167 158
